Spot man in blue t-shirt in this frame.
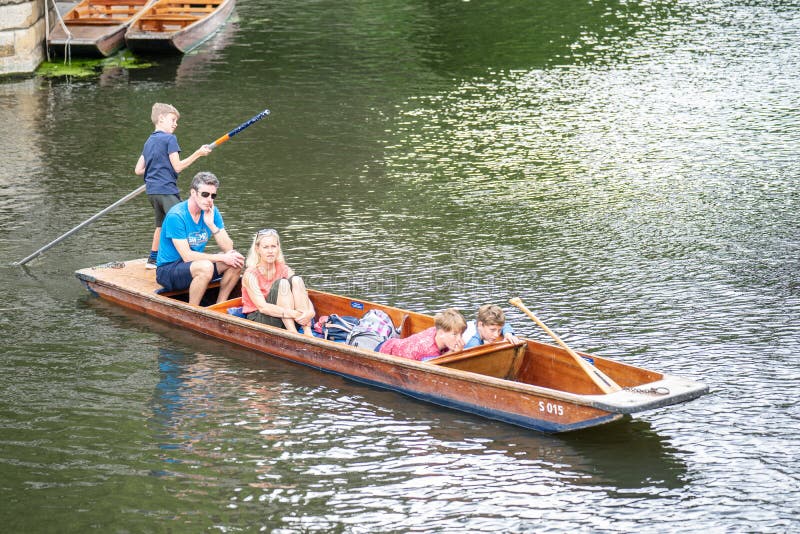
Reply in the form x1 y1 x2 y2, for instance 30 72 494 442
156 171 244 306
135 103 213 269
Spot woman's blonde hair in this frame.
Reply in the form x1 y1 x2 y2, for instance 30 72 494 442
245 229 286 269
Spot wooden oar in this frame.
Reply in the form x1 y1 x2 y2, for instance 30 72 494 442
14 108 271 266
509 297 622 394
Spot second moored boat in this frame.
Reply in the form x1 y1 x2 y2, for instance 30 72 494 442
124 0 236 54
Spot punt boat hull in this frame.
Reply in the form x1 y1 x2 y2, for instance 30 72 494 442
124 0 235 54
75 259 708 433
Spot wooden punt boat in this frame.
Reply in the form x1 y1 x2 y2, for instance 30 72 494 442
75 259 708 433
48 0 150 57
124 0 235 54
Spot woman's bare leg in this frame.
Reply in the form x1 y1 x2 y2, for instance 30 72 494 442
290 276 314 336
275 279 299 332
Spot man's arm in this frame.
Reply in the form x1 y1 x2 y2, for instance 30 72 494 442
202 208 234 252
172 238 243 267
211 228 234 252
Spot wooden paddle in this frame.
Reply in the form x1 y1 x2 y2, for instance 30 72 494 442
14 109 271 266
509 297 622 394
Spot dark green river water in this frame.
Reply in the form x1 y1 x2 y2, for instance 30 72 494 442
1 0 798 531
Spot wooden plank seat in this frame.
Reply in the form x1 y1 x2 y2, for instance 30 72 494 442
150 3 220 10
77 3 145 10
70 9 141 17
65 18 129 24
71 11 141 18
139 14 200 20
147 9 214 15
83 0 148 5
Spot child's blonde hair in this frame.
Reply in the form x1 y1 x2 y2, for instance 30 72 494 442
476 304 505 327
151 103 180 125
434 308 467 333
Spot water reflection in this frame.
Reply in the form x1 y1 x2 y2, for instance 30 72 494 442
5 0 800 529
127 17 240 86
97 296 688 500
137 337 689 531
0 79 47 233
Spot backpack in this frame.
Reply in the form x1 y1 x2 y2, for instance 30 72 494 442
318 314 359 342
346 309 398 350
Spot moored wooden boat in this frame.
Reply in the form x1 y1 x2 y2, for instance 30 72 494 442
124 0 235 54
75 259 708 433
48 0 150 57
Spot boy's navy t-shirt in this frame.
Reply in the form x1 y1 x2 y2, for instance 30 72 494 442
142 130 181 195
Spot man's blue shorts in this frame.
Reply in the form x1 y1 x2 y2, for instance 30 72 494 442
156 260 220 292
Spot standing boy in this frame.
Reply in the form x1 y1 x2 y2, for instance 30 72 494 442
135 103 212 269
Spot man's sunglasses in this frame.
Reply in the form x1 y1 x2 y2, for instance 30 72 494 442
198 191 217 199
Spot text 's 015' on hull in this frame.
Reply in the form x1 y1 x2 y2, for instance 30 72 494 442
75 260 709 433
124 0 235 54
48 0 150 57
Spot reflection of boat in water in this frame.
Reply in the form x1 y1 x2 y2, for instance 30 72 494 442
147 344 687 489
126 16 238 84
124 0 236 54
540 420 688 489
48 0 149 57
76 259 708 434
90 300 688 489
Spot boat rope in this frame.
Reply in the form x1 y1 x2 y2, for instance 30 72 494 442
47 0 73 64
624 386 670 396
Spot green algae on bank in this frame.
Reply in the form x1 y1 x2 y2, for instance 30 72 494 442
37 53 154 78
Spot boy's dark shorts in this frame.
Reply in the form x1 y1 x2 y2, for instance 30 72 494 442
156 260 220 292
247 277 298 328
149 193 181 226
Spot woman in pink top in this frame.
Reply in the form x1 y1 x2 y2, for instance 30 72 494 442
379 308 466 360
241 229 314 334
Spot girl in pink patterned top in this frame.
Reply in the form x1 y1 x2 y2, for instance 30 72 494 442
379 308 466 360
241 229 314 334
